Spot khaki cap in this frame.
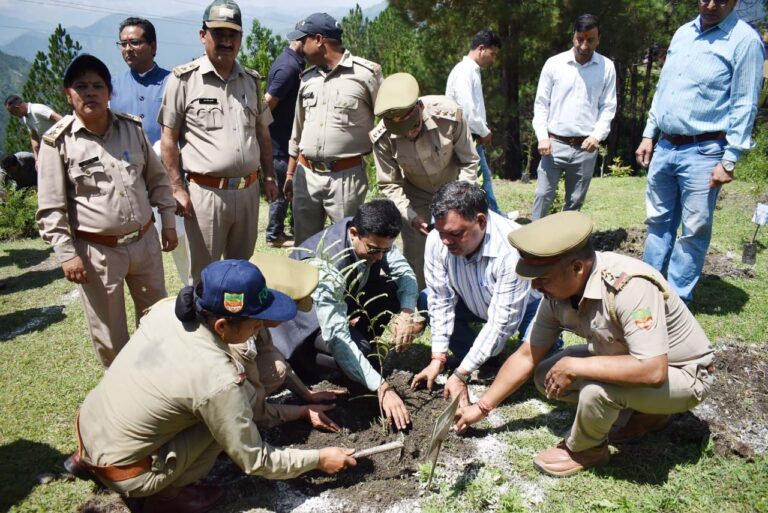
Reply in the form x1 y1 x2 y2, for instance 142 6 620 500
204 0 243 32
375 73 421 136
507 211 593 279
249 253 319 311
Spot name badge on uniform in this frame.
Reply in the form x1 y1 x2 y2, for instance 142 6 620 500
199 98 219 105
78 156 99 168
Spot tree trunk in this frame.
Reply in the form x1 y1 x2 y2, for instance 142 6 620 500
500 20 521 180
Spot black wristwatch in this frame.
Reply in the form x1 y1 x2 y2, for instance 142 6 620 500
452 369 470 384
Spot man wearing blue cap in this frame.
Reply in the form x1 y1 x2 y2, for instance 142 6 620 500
66 259 356 512
283 12 383 245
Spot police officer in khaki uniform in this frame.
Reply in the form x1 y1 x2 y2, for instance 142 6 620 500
371 72 479 288
231 253 346 431
36 54 176 368
454 211 714 477
159 0 279 283
283 12 382 245
66 260 355 513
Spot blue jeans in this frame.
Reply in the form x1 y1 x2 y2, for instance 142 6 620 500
643 137 723 302
476 144 502 214
417 291 562 361
266 157 290 241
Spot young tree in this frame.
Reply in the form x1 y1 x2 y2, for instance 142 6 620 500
239 19 285 89
3 24 81 154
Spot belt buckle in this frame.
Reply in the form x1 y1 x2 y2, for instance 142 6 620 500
116 230 140 245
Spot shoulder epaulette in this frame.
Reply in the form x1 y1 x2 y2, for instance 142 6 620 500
114 111 143 124
601 269 669 326
242 67 261 80
42 115 75 147
432 106 460 122
300 65 318 78
172 61 200 78
369 121 388 143
351 56 381 75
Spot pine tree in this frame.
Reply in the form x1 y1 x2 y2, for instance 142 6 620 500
3 24 81 154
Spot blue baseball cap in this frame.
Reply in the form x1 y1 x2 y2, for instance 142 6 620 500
286 13 343 41
197 260 297 321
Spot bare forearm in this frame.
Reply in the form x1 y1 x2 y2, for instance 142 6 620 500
256 126 275 178
482 350 536 407
571 354 667 387
161 135 184 189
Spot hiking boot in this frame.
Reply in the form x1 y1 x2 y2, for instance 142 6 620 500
143 484 224 513
266 233 294 248
533 440 609 477
609 412 670 444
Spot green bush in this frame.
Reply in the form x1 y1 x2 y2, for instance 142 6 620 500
737 124 768 194
0 184 38 240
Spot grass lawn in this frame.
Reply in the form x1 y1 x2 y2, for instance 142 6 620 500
0 176 766 512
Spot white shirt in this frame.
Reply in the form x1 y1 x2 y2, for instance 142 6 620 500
445 56 490 138
23 103 56 136
424 211 534 373
532 49 617 142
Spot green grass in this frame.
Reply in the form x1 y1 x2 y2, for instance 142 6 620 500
1 175 766 512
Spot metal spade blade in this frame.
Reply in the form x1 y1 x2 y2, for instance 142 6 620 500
425 394 460 489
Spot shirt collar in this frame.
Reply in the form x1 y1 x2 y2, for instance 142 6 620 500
580 251 605 301
566 49 598 66
136 63 157 78
199 54 244 81
694 9 740 37
464 212 500 263
72 110 118 137
462 55 480 71
390 105 437 139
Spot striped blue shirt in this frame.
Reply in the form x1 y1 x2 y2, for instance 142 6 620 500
425 211 534 372
643 11 765 162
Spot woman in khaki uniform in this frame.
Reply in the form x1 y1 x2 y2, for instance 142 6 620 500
36 55 177 367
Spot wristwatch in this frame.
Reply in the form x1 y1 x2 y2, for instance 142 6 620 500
720 159 735 174
452 368 470 384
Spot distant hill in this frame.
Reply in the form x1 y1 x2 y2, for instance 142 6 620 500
0 51 31 154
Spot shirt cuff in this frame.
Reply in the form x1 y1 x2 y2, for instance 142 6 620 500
642 126 657 140
723 148 741 163
431 336 450 355
159 209 176 230
53 241 78 263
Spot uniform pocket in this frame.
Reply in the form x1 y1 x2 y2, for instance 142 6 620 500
333 96 358 126
197 106 223 130
302 95 317 123
69 164 108 196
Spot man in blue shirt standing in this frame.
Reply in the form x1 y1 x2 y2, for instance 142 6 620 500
111 17 170 146
636 0 764 303
264 29 306 248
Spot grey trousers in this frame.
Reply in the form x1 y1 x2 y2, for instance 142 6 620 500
533 345 711 452
531 139 598 220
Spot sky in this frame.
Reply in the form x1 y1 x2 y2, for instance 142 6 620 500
0 0 385 27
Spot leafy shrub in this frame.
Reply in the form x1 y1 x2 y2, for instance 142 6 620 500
0 184 38 240
608 156 634 178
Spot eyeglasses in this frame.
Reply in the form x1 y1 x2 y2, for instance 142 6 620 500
364 243 392 256
699 0 730 5
116 38 146 49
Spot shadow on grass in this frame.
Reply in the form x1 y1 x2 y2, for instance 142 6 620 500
0 305 67 341
0 247 52 269
0 268 63 296
0 439 69 512
690 275 749 316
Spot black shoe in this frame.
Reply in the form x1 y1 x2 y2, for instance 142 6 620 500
64 452 95 481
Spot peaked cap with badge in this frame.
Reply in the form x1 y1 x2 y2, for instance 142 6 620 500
203 0 242 32
507 211 593 279
375 72 421 136
249 253 319 312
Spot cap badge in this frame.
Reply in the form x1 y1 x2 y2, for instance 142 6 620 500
224 292 244 313
257 287 269 305
215 6 235 18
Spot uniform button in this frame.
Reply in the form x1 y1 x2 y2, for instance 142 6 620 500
120 192 126 197
139 96 144 101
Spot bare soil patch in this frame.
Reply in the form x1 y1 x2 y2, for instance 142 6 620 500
591 227 756 279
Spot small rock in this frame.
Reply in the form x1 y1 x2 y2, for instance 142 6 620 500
36 473 56 485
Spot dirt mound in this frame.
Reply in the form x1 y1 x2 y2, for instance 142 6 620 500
591 227 755 279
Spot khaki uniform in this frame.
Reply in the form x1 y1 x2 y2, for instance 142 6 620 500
36 112 175 367
371 95 479 287
288 51 382 244
230 328 305 427
78 299 320 497
530 251 714 451
158 55 273 282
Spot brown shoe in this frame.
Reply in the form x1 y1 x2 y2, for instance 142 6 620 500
143 484 223 513
533 440 609 477
609 412 670 444
266 233 294 248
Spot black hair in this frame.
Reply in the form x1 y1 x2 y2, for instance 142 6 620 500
4 95 22 107
350 199 402 238
430 181 488 221
470 29 501 50
565 238 596 263
119 17 157 44
64 55 113 95
574 14 600 34
1 153 19 170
